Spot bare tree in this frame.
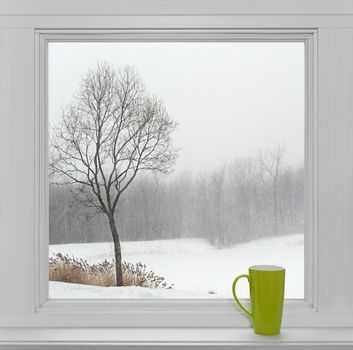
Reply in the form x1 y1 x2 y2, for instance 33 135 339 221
209 165 226 245
259 145 285 235
50 63 178 286
229 157 259 241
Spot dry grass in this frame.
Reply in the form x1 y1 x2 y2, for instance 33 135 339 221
49 253 173 289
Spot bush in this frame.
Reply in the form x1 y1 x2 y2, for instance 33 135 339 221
49 253 173 289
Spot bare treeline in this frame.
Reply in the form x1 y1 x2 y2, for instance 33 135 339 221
50 148 304 246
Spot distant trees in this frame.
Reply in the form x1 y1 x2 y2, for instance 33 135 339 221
228 157 259 242
50 147 304 247
259 145 285 235
208 166 226 245
49 63 177 285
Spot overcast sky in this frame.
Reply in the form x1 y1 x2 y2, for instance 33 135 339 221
49 42 304 175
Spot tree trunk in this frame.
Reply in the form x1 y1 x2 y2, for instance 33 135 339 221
273 180 278 235
107 214 123 286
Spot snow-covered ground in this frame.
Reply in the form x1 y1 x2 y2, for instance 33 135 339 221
49 234 304 299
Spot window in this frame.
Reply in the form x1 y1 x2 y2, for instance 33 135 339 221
48 41 304 299
2 2 353 345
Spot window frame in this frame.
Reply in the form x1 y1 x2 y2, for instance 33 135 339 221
34 29 316 327
1 1 353 346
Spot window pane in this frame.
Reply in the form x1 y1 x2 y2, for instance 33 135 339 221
48 42 304 299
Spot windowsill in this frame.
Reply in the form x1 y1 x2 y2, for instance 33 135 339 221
1 327 353 347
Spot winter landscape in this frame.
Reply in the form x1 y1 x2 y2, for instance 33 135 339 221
49 42 305 299
50 234 303 299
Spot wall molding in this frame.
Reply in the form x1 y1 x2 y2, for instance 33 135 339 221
1 0 353 16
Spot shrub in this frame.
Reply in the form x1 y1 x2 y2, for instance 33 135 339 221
49 253 173 289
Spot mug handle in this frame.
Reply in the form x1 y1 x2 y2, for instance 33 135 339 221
232 274 254 320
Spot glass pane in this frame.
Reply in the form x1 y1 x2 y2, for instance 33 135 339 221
48 42 304 299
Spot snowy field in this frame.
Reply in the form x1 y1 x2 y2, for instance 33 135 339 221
49 234 304 299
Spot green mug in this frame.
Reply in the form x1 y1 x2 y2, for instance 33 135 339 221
232 265 285 335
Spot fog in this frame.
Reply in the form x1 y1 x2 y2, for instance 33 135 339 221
49 42 305 175
49 41 305 245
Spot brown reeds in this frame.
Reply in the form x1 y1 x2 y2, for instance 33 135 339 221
49 253 173 289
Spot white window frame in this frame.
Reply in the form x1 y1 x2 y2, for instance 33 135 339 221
37 28 316 320
1 1 353 347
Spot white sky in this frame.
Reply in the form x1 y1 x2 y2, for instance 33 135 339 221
49 42 304 174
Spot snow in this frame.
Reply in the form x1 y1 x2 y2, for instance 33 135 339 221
49 234 304 299
49 281 213 299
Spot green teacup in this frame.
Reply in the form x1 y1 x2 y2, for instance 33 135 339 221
232 265 285 335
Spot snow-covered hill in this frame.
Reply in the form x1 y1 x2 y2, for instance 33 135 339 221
49 234 303 299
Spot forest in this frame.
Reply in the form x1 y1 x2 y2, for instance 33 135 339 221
49 150 304 246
